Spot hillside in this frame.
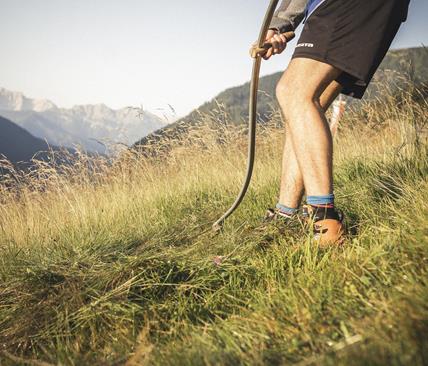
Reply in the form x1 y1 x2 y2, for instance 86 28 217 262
0 78 427 365
0 115 69 168
134 47 428 149
379 46 428 81
0 88 167 154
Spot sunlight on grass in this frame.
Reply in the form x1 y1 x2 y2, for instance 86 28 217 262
0 80 427 365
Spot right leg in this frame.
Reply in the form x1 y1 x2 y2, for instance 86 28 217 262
275 58 346 246
278 79 342 209
277 58 342 197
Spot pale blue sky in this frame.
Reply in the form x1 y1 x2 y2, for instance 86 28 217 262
0 0 427 117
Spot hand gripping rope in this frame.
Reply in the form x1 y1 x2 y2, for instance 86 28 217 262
213 0 295 231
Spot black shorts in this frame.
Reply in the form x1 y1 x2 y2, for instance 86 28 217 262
292 0 410 98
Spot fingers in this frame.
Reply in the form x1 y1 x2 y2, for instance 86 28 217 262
263 48 274 60
265 29 276 42
263 33 287 60
262 30 277 59
273 34 287 54
278 33 287 45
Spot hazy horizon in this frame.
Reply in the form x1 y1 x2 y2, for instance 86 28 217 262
1 0 427 118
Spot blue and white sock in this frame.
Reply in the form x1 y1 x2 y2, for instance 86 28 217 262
276 203 298 218
306 194 335 208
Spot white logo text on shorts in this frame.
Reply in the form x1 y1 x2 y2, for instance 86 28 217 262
296 43 314 48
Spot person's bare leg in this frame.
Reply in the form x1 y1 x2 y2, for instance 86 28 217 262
277 58 342 197
320 80 343 112
278 121 304 209
278 79 342 208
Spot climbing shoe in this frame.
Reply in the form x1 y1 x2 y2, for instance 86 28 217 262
302 205 345 247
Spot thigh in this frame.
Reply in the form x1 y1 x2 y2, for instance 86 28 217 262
280 57 342 101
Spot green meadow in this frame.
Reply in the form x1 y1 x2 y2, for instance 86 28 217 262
1 80 427 365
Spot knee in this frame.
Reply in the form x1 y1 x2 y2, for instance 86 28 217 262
276 80 293 123
275 77 293 111
276 76 320 121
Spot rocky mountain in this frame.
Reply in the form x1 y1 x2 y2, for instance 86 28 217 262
0 89 56 112
0 88 167 154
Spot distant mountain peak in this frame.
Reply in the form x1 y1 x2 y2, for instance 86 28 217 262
71 103 110 110
0 87 57 112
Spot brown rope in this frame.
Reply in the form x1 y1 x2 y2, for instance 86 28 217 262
213 0 295 231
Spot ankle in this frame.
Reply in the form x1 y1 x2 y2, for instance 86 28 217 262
305 194 339 221
276 203 298 217
306 194 335 207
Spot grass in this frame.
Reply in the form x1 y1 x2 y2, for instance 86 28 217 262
0 82 427 365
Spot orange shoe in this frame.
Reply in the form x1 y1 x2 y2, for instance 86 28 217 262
302 205 345 248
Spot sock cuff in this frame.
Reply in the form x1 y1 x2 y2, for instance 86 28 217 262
276 203 298 216
306 194 335 206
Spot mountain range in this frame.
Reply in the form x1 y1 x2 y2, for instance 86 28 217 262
1 47 426 165
0 88 167 154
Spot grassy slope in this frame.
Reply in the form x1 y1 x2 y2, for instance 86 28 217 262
0 85 427 365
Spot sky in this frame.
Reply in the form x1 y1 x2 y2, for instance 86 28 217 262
0 0 427 118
